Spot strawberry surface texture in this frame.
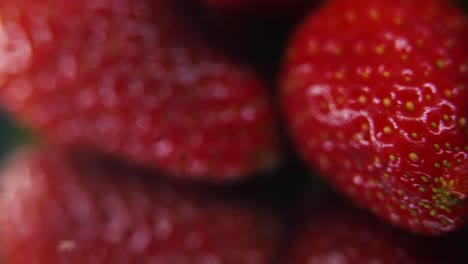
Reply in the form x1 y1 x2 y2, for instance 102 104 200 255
0 0 281 182
0 147 281 264
281 0 468 235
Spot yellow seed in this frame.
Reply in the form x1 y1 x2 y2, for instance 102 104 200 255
449 180 455 188
369 9 380 20
418 186 426 192
443 115 450 121
459 117 467 127
430 210 437 216
375 45 385 54
442 160 449 167
389 154 397 161
358 95 367 104
434 144 440 150
436 59 446 68
409 152 419 163
431 122 438 129
444 90 452 98
411 132 418 139
421 176 429 182
434 163 441 169
335 71 344 80
383 98 392 107
405 101 415 112
383 126 392 135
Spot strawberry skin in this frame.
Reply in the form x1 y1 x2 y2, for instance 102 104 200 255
0 147 281 264
286 201 466 264
0 0 281 182
281 0 468 235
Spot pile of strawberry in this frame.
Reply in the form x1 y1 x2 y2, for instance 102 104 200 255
0 0 467 263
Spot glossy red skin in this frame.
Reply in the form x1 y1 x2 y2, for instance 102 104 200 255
0 0 281 182
286 203 465 264
0 147 281 264
281 0 468 235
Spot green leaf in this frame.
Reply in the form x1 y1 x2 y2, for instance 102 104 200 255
0 113 34 162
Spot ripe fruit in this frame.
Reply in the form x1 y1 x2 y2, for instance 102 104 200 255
285 200 466 264
281 0 468 234
0 147 281 264
0 0 281 182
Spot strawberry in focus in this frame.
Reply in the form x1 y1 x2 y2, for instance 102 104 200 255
0 147 281 264
0 0 281 182
281 0 468 235
285 200 467 264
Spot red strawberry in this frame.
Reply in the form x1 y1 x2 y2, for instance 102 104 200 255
285 200 467 264
0 0 281 182
0 147 281 264
280 0 468 235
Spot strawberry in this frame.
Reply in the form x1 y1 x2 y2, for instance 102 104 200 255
280 0 468 235
0 0 281 182
285 200 467 264
0 147 281 264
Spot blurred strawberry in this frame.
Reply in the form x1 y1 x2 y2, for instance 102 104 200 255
0 0 281 182
0 147 282 264
285 199 468 264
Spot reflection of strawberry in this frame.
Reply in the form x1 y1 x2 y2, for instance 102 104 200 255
285 201 466 264
0 147 281 264
281 0 468 234
0 0 281 182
